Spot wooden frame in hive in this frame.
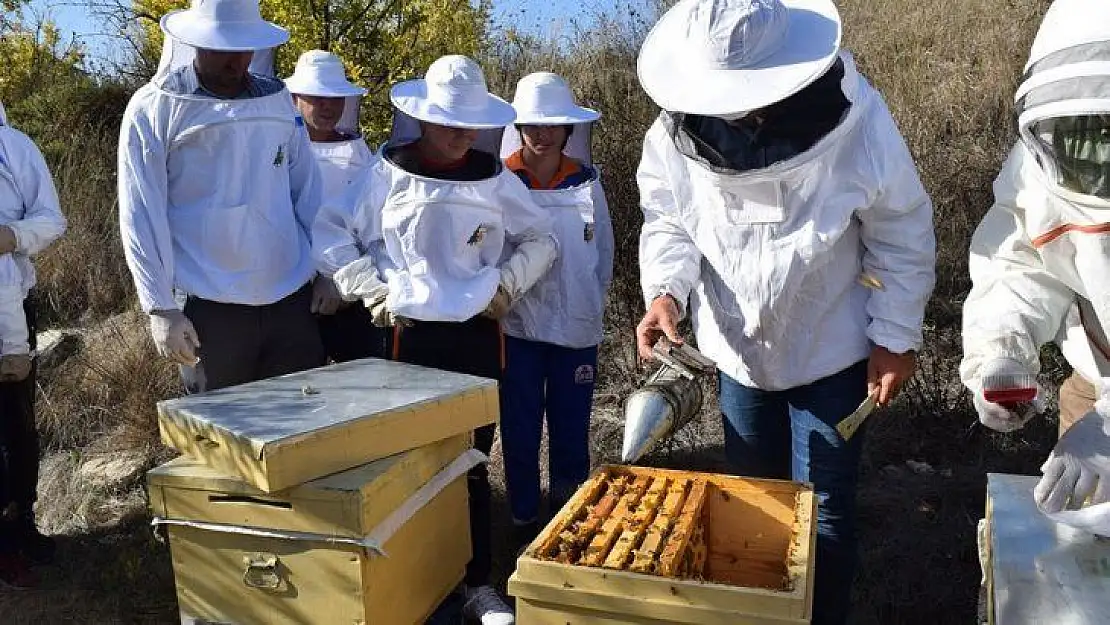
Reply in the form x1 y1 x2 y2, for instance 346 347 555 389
510 465 817 624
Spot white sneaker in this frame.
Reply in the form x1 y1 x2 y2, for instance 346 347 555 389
463 585 514 625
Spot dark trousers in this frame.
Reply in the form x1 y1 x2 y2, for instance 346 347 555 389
392 316 501 588
181 283 326 393
317 303 390 363
500 336 596 523
719 360 868 625
0 297 38 553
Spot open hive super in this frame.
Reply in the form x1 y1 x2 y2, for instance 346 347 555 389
510 465 817 624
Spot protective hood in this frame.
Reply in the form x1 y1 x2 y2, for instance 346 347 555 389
637 0 841 117
160 0 288 52
386 55 512 161
500 72 598 165
387 109 505 162
153 30 278 91
285 50 364 136
153 0 282 94
1015 0 1110 202
390 55 516 129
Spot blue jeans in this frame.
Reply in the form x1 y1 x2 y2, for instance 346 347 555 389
719 360 868 625
500 336 596 523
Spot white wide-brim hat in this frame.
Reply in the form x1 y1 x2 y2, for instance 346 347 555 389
285 50 366 97
638 0 841 116
390 55 516 129
161 0 289 51
510 72 600 126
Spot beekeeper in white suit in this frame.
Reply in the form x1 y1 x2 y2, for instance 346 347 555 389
314 54 557 625
118 0 329 393
497 72 614 551
285 50 387 362
961 0 1110 530
0 99 66 589
634 1 936 623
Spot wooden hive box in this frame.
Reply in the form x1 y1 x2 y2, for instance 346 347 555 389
158 358 498 492
508 465 816 624
147 434 475 625
983 473 1110 625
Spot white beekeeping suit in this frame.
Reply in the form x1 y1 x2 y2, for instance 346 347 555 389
0 101 66 378
499 72 614 349
118 0 324 390
313 55 557 323
637 23 936 391
285 50 374 208
960 0 1110 526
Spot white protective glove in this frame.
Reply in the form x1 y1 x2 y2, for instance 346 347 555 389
499 229 556 301
1035 408 1110 516
332 257 389 303
972 358 1044 432
149 310 200 366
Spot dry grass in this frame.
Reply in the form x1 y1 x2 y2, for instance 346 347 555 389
0 0 1072 622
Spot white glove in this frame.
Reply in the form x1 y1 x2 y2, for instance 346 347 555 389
333 257 388 303
1035 409 1110 515
149 310 200 366
972 358 1043 432
499 230 556 300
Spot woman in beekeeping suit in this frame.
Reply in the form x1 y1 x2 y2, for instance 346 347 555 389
285 50 387 362
961 0 1110 530
633 0 936 622
118 0 330 394
498 72 614 550
313 54 557 625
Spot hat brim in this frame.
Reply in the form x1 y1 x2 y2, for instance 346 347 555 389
514 105 601 126
390 79 517 129
161 10 289 52
638 0 842 115
285 77 367 98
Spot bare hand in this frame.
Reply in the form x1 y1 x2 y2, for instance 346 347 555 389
482 286 511 320
0 226 16 255
311 276 343 316
636 295 682 361
867 346 916 407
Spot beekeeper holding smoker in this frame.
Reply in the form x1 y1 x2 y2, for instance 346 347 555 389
961 0 1110 533
632 0 936 622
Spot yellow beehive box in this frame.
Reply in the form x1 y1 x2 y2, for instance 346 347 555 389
509 465 816 624
157 358 498 492
147 434 476 625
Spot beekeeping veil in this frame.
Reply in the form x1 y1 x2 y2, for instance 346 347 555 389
500 71 600 167
153 0 288 90
388 55 516 157
1015 0 1110 203
285 50 366 136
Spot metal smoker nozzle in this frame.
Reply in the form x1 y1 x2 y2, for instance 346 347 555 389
621 339 717 464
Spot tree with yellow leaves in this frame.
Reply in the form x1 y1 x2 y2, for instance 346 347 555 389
132 0 490 140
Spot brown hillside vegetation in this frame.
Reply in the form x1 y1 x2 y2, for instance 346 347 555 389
0 0 1063 623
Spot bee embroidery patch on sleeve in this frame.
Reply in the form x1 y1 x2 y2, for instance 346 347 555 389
272 144 285 167
584 223 595 242
467 224 490 246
